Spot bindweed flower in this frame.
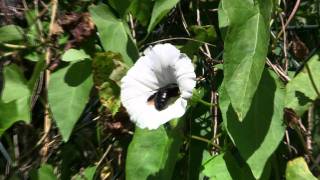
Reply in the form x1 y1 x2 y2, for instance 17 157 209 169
120 43 196 129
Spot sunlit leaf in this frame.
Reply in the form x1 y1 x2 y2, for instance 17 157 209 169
61 49 90 62
89 4 138 66
285 54 320 116
147 0 180 33
126 120 183 180
220 0 273 121
285 157 317 180
219 70 285 179
48 60 93 141
0 25 24 43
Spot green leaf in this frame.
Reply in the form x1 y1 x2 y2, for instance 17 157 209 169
147 0 180 33
108 0 132 17
89 4 138 66
0 97 31 136
220 0 273 121
129 0 153 26
126 120 184 180
1 64 30 103
30 164 57 180
48 60 93 141
75 166 97 180
92 52 128 116
219 70 286 179
0 64 31 135
0 25 24 43
285 54 320 116
61 49 90 62
285 157 317 180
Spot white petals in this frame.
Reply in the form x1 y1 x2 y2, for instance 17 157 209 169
120 43 196 129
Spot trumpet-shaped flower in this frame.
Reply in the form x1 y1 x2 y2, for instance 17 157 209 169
120 43 196 129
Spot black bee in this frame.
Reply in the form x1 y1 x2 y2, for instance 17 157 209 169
147 83 180 111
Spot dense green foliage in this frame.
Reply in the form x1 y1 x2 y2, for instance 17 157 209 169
0 0 320 179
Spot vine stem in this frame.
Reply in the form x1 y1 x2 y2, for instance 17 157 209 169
40 0 58 163
277 0 301 38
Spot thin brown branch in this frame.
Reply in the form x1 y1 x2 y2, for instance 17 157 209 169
277 0 301 38
40 0 58 163
279 13 289 72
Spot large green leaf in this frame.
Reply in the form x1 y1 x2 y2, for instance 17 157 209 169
129 0 153 26
30 164 57 180
48 60 93 141
220 0 273 121
219 70 286 179
147 0 180 33
0 25 24 43
0 65 31 135
89 4 138 66
285 157 317 180
1 64 30 103
126 120 184 180
285 54 320 116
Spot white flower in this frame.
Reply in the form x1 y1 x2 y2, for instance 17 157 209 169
120 43 196 129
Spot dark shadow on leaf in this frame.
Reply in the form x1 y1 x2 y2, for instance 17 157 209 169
295 91 313 106
126 34 139 63
65 60 92 87
224 150 271 180
226 70 275 160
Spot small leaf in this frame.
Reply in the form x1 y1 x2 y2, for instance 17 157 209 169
0 25 24 43
24 52 43 62
48 60 93 141
285 54 320 116
61 49 90 62
126 120 184 180
1 64 30 103
89 4 138 66
219 70 286 179
30 164 57 180
75 166 97 180
285 157 317 180
181 25 216 57
147 0 180 33
220 0 273 121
